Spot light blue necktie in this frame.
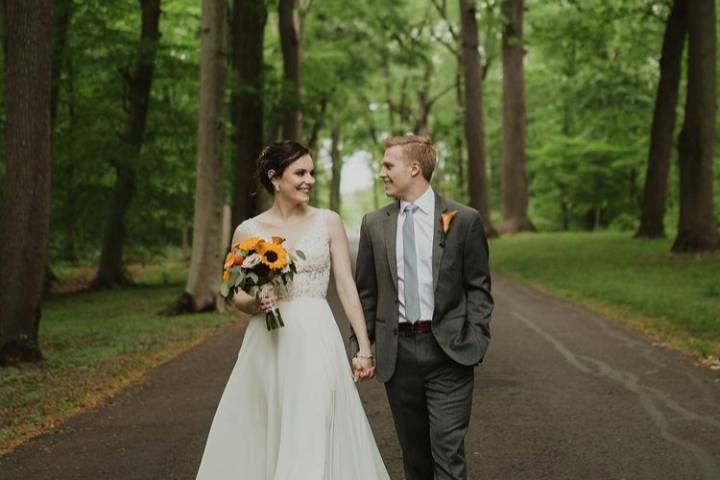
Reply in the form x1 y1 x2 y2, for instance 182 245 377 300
403 204 420 323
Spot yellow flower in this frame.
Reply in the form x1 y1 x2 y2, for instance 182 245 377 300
441 210 458 233
257 241 288 270
235 236 262 252
223 269 231 283
272 236 285 245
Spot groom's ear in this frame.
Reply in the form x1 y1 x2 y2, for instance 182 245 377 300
410 160 422 178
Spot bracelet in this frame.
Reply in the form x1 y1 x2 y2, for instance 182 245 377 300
355 352 374 359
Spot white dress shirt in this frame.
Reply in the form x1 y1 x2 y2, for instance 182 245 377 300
397 186 435 323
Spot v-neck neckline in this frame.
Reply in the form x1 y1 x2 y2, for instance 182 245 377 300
250 209 322 251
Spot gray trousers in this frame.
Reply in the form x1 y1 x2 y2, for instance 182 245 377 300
385 330 475 480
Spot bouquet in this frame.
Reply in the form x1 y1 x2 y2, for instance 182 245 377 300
220 236 305 330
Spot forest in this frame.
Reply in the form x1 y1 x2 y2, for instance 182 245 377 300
0 0 718 365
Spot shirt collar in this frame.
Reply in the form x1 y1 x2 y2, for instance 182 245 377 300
400 186 435 215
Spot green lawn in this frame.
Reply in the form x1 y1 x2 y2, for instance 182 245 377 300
0 261 237 453
490 232 720 361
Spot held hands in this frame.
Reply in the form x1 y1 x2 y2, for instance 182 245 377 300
352 354 376 382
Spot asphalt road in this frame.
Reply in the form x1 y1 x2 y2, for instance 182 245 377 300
1 238 719 480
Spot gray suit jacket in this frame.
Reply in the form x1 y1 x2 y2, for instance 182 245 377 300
353 192 493 382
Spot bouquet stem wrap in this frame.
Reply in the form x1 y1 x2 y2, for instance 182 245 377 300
257 283 285 330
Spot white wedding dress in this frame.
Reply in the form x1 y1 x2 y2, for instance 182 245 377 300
196 209 389 480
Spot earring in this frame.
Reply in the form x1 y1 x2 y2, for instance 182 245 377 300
274 183 280 192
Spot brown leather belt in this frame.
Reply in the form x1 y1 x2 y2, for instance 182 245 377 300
398 321 432 335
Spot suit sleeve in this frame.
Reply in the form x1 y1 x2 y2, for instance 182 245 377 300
351 214 377 355
463 212 493 355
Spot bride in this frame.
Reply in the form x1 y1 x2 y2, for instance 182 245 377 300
195 140 390 479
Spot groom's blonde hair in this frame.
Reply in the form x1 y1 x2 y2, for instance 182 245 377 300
385 135 436 182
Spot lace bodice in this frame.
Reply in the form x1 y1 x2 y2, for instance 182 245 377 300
244 209 331 301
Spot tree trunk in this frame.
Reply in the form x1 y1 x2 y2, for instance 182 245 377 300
500 0 534 234
231 0 266 229
162 0 227 315
636 0 688 239
50 0 72 126
307 96 328 153
459 0 497 236
672 0 719 253
307 96 328 207
44 0 74 290
455 54 465 198
415 59 433 136
0 0 7 55
329 125 342 213
92 0 161 289
0 0 53 366
278 0 302 141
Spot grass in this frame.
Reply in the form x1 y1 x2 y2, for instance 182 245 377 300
490 231 720 363
0 260 239 454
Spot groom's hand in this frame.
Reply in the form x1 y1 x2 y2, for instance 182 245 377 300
352 357 376 382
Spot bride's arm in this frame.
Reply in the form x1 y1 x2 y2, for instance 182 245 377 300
327 211 374 359
228 224 266 316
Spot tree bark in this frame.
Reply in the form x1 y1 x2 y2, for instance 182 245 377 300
231 0 267 229
672 0 719 252
163 0 227 315
636 0 688 239
92 0 161 289
0 0 54 366
500 0 534 234
459 0 497 236
329 125 342 213
278 0 302 141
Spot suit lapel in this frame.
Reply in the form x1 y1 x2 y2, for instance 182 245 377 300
383 202 400 291
432 193 448 293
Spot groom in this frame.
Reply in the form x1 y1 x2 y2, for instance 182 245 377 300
352 135 493 480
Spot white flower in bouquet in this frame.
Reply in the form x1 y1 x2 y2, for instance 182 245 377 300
242 253 262 269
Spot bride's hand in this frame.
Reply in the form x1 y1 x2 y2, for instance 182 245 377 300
256 289 277 314
352 356 376 382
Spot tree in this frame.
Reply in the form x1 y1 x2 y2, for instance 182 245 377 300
329 125 341 213
51 0 73 126
278 0 302 141
92 0 161 288
499 0 533 234
0 0 54 365
459 0 497 236
636 0 687 239
231 0 267 229
672 0 719 252
163 0 227 314
44 0 74 291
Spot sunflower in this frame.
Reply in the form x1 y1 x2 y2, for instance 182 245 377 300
257 241 288 270
271 236 285 245
235 236 262 252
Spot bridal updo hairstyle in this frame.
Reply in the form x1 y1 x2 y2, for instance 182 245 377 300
256 140 311 194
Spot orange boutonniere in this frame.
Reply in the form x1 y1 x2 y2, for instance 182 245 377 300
440 210 458 246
